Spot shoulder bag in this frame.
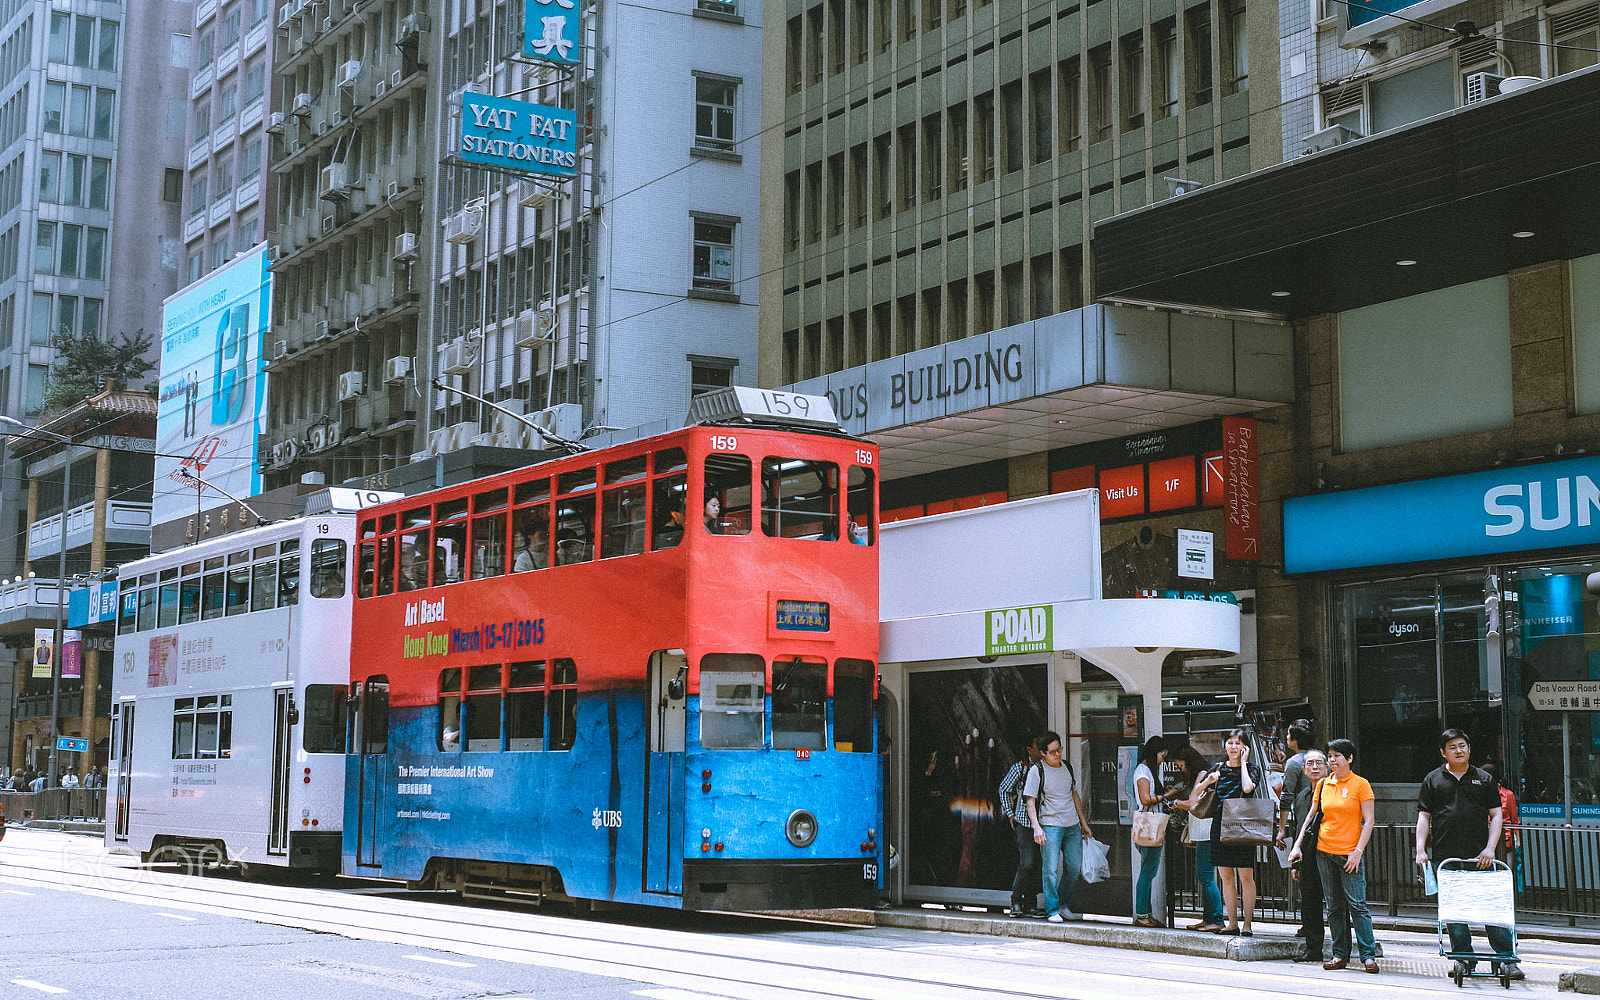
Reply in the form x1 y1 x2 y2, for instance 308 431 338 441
1131 765 1171 846
1219 765 1277 846
1190 767 1220 820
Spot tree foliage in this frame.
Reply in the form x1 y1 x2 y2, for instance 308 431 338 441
42 328 157 413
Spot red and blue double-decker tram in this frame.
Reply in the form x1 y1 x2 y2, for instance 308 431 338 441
346 389 882 911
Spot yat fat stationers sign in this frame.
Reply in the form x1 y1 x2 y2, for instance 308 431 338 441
524 0 580 65
986 605 1053 656
459 91 577 179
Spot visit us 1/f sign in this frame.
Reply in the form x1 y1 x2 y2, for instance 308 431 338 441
986 605 1053 656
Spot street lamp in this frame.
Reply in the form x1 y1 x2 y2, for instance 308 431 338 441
0 414 73 787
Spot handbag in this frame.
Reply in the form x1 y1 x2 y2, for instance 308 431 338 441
1132 809 1170 847
1219 764 1276 846
1190 780 1219 819
1184 816 1213 844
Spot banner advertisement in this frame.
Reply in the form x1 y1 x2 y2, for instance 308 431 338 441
33 628 54 678
154 246 271 528
1222 416 1259 561
61 629 82 679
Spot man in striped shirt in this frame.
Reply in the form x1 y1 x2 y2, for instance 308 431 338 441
998 736 1044 917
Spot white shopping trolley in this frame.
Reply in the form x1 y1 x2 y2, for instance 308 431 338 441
1436 858 1519 989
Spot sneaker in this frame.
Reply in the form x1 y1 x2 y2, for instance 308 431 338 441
1027 908 1048 919
1008 905 1024 918
1047 913 1064 923
1133 916 1163 929
1060 910 1084 921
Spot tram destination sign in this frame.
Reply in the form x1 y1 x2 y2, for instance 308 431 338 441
1528 681 1600 712
775 600 830 632
458 91 577 179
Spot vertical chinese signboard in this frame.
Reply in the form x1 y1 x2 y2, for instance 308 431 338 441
524 0 580 66
1222 416 1259 561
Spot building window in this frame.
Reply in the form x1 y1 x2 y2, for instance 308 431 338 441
162 167 182 203
1121 32 1146 131
190 170 207 217
1059 58 1081 153
829 0 846 73
1091 45 1114 141
217 80 237 121
804 162 822 243
786 17 803 94
34 222 55 274
691 216 735 293
1223 0 1247 95
49 13 69 64
1153 21 1179 120
694 75 737 151
872 133 891 219
947 103 968 193
244 58 265 104
850 142 868 227
828 151 845 233
1553 6 1599 75
973 90 995 181
98 21 118 71
212 230 231 269
1187 5 1213 108
1029 70 1052 164
784 170 801 249
73 15 95 67
1001 80 1024 174
896 123 916 210
188 251 203 284
806 5 824 84
921 113 941 202
689 356 736 399
44 83 64 133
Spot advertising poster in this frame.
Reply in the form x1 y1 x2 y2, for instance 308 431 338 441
61 629 82 680
33 628 54 679
154 246 271 528
906 664 1048 891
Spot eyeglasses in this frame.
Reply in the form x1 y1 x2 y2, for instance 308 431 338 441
1044 746 1062 756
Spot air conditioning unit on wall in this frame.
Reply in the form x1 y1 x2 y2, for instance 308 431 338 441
443 205 482 245
337 370 365 401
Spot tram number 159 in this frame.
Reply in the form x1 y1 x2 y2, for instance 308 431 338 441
862 862 878 882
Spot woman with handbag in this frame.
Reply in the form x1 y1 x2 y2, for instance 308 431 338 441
1172 744 1225 931
1131 734 1182 928
1291 738 1379 974
1206 729 1263 936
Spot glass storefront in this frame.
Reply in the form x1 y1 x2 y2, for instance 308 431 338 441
1334 562 1600 822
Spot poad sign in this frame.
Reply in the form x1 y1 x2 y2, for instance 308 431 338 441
459 91 577 179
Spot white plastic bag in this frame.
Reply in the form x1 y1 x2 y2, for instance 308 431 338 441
1081 834 1110 884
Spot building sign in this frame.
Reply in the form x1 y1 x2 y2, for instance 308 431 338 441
1177 529 1214 580
458 91 577 179
985 605 1053 656
69 580 120 628
1222 416 1259 561
523 0 580 65
1149 455 1197 512
1099 465 1144 518
1528 681 1600 711
1283 452 1600 575
154 247 270 528
56 737 90 753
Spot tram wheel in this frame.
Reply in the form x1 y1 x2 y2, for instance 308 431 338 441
192 843 224 875
150 844 198 877
1451 962 1466 987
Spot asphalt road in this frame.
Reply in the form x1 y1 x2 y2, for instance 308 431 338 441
1 828 1582 999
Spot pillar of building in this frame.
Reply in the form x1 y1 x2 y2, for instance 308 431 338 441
23 476 37 577
80 446 111 774
10 655 27 771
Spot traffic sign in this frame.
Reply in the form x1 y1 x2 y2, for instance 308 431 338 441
55 737 89 753
1528 681 1600 712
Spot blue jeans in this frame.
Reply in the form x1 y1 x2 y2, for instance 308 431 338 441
1432 861 1515 963
1040 824 1083 917
1135 843 1163 918
1318 850 1378 962
1193 841 1225 923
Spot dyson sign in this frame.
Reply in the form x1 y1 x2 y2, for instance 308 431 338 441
1284 455 1600 574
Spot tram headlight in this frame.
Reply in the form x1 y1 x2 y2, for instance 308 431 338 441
785 809 818 848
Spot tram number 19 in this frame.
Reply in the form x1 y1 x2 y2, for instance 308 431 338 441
863 862 879 882
710 435 738 451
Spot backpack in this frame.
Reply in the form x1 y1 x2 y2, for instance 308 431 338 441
1025 759 1074 815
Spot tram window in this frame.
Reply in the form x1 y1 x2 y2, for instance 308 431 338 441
171 694 231 760
279 539 301 605
310 538 346 598
158 582 181 628
225 564 251 616
704 454 753 535
399 530 430 590
438 668 462 752
377 537 396 596
652 474 688 550
118 586 137 634
228 550 249 565
554 495 595 565
762 458 840 540
201 572 226 620
655 447 688 474
379 513 396 534
699 653 765 750
433 522 466 585
507 660 546 751
475 487 508 512
472 512 506 578
512 505 550 571
439 496 469 522
303 684 347 753
558 468 596 495
605 455 647 485
362 677 390 754
182 562 201 576
361 518 376 540
160 567 179 582
402 506 431 529
172 699 195 759
466 663 502 751
250 560 278 612
137 587 157 631
358 542 376 598
833 658 876 752
772 658 827 750
847 466 875 545
514 477 551 505
203 557 223 572
195 696 221 758
254 544 277 561
178 577 201 624
601 481 647 558
550 658 577 750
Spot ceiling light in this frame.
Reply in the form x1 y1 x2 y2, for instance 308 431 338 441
1270 290 1291 297
1512 231 1535 239
1396 259 1417 266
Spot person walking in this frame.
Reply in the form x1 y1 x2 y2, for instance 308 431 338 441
1416 730 1523 981
1293 738 1379 973
1279 749 1329 962
1132 734 1182 928
998 735 1044 917
1277 721 1313 844
1200 729 1261 936
1172 744 1225 931
1025 730 1094 922
1481 762 1520 863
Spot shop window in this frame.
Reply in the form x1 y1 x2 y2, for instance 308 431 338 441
700 653 765 749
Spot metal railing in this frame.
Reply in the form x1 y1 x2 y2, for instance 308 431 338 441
0 788 106 823
1165 822 1600 927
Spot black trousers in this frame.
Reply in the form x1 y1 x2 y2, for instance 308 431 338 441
1298 835 1325 955
1011 820 1042 909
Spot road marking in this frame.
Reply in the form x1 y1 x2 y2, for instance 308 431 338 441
10 981 68 995
633 991 738 1000
1142 961 1444 994
402 955 477 968
154 913 196 921
1 889 33 895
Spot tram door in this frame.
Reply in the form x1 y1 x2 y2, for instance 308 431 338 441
268 685 293 856
644 650 687 894
355 675 390 868
112 701 134 841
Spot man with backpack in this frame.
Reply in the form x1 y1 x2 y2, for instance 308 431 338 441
1025 730 1094 921
998 735 1044 917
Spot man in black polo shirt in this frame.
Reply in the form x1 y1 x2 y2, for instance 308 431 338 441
1415 729 1521 980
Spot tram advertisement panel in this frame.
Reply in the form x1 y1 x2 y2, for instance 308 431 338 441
906 664 1048 891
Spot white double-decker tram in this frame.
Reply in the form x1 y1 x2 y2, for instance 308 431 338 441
106 494 373 875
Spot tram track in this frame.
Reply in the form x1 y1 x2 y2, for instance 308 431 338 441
2 833 1471 1000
